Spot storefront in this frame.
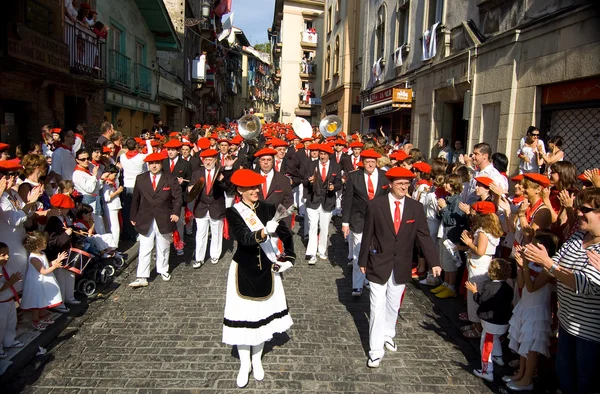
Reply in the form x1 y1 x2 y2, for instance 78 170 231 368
105 89 160 137
361 85 412 141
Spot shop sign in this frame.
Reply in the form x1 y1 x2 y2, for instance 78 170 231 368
370 87 395 104
542 77 600 105
7 26 69 74
326 102 338 114
374 105 396 115
393 88 412 103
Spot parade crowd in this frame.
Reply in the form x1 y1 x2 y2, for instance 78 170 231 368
0 119 599 394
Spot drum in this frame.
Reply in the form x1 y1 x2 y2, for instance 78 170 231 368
65 248 93 275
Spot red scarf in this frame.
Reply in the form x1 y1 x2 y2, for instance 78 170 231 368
512 196 524 205
74 165 92 176
105 179 117 188
125 150 139 159
74 133 84 141
416 179 432 187
526 198 545 224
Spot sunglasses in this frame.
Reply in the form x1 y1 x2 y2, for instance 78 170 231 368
579 206 596 214
78 157 89 161
531 133 540 137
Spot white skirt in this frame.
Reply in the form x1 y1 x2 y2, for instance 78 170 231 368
508 286 552 357
222 261 293 346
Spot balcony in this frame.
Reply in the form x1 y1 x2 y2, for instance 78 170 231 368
299 62 317 79
134 63 152 98
298 97 321 108
301 30 318 47
64 19 103 79
109 50 131 91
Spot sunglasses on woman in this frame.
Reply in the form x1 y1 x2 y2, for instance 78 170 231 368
579 205 596 214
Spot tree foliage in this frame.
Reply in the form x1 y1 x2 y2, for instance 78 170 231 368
253 42 272 54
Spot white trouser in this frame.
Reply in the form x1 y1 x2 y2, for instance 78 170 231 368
0 300 17 352
368 271 406 360
93 213 106 235
89 234 114 251
185 202 194 233
480 321 508 373
351 231 366 289
195 213 224 261
334 189 342 213
294 185 305 216
175 206 185 249
137 219 171 278
106 209 120 248
55 268 75 302
225 194 234 208
306 205 332 257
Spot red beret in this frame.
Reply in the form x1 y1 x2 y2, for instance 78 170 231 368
102 146 112 153
150 140 160 147
270 138 289 148
472 201 496 215
360 149 381 159
197 138 211 150
286 132 297 141
300 137 314 143
390 151 409 161
182 141 193 148
334 139 346 146
578 173 591 183
200 149 218 158
163 139 183 149
349 141 364 148
194 124 201 129
230 169 267 187
230 136 243 145
295 143 304 150
169 132 179 137
511 174 524 183
134 137 143 144
217 138 230 144
254 148 278 158
0 160 21 172
474 176 494 188
50 194 75 209
523 173 551 188
50 128 61 134
208 133 218 139
144 152 164 162
412 162 431 174
386 167 416 179
0 143 10 152
307 143 321 151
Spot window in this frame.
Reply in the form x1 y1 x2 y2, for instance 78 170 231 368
427 0 443 28
135 41 146 64
111 26 123 52
304 20 313 31
336 0 341 22
326 45 331 80
334 36 340 75
397 1 409 46
375 5 386 61
327 6 333 33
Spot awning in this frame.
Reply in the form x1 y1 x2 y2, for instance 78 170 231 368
362 100 401 117
361 99 393 113
135 0 182 51
295 108 312 117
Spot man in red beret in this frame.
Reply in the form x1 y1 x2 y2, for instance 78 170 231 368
359 167 441 368
342 150 390 297
254 148 294 228
129 153 182 287
303 145 342 265
288 137 314 218
346 141 364 173
162 139 193 256
270 139 289 174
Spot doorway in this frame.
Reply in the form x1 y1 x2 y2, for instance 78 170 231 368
64 96 88 130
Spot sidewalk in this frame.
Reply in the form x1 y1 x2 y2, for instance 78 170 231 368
0 240 140 385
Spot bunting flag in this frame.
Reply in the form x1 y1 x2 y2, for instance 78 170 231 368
214 0 232 17
393 44 405 68
372 57 383 82
422 22 440 61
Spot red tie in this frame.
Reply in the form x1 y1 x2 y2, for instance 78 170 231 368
275 160 281 172
353 157 358 170
221 155 225 166
336 153 341 163
170 159 175 172
262 175 268 198
321 164 327 182
367 174 375 200
394 201 401 234
1 266 20 304
206 170 212 195
152 174 157 191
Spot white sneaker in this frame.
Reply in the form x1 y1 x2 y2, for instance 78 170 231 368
419 273 440 286
473 368 494 383
367 357 381 368
308 256 317 265
210 258 219 265
161 273 171 281
492 355 505 366
317 253 327 260
65 298 81 305
192 261 204 269
129 278 148 288
384 339 397 352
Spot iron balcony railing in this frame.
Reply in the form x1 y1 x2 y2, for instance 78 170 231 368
134 63 152 98
64 19 103 79
109 49 131 90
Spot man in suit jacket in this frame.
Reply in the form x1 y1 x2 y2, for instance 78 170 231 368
303 144 342 265
162 139 193 255
217 138 240 207
180 142 202 172
288 137 313 217
187 149 234 268
129 153 183 287
359 167 441 368
342 149 390 297
254 148 294 228
270 138 291 176
342 141 364 174
330 138 349 216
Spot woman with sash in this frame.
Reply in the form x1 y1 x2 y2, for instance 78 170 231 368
223 169 295 388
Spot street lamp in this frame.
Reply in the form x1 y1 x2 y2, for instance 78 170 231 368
201 0 211 18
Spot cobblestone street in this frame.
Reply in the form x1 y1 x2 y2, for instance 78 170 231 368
15 219 492 394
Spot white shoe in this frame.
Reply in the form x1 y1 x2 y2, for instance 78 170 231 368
192 261 204 269
317 253 327 260
236 366 250 388
492 355 504 366
384 339 397 352
161 273 171 281
129 278 148 288
252 361 264 381
308 256 317 265
65 298 81 305
473 368 494 383
367 357 381 368
210 258 219 265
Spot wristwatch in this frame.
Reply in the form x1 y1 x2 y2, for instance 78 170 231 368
547 262 559 275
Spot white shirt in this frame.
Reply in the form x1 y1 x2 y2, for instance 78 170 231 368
121 153 149 188
466 163 508 204
72 135 84 154
363 169 379 193
73 167 100 195
51 146 76 181
351 155 360 169
149 172 161 187
168 156 179 170
388 193 405 223
102 181 122 210
260 170 274 192
318 160 330 180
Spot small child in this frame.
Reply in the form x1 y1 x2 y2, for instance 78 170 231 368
101 164 123 248
0 242 24 357
74 204 120 257
19 232 67 331
466 258 513 383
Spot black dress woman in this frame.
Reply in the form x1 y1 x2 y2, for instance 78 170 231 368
223 169 295 388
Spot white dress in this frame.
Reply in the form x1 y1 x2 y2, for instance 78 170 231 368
508 262 552 357
0 191 30 293
20 252 63 310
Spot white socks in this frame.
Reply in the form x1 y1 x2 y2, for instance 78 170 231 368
251 342 265 381
236 345 251 388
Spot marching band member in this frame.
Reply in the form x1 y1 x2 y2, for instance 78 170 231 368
129 153 182 288
270 138 290 174
180 141 201 171
289 137 314 218
359 167 441 368
303 144 342 265
344 141 364 174
331 139 348 216
188 149 234 268
254 148 294 228
223 169 295 388
162 139 192 256
342 149 390 297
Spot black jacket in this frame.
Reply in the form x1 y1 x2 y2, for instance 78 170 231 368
473 280 513 325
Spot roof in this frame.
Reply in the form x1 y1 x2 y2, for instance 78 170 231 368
135 0 182 51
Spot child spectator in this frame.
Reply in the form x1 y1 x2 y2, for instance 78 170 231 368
73 204 120 257
20 232 67 330
0 242 24 356
102 164 123 248
505 231 558 391
466 258 513 382
460 201 503 338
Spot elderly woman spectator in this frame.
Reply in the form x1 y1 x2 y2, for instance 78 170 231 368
524 187 600 394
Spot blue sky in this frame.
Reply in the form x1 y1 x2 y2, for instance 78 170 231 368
224 0 275 45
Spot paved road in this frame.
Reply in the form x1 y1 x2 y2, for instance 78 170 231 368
17 218 492 394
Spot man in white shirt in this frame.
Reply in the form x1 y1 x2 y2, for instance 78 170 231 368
50 129 76 181
120 138 152 241
466 143 508 204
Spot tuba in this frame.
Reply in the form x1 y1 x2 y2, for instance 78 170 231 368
319 115 343 138
292 116 313 139
238 114 262 140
